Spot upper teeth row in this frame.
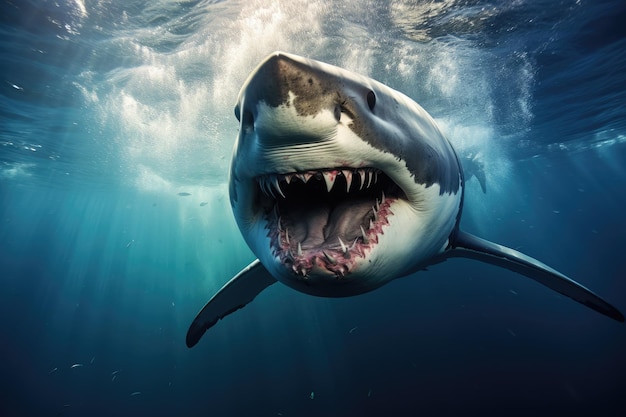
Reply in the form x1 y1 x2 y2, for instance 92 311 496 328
258 168 381 198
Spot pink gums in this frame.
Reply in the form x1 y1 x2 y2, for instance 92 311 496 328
265 198 395 279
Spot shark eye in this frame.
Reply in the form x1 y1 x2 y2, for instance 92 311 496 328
366 90 376 111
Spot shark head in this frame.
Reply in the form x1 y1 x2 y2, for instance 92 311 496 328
229 52 463 297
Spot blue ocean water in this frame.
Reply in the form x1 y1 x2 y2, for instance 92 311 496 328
1 0 625 416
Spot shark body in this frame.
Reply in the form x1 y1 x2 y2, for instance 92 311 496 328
186 52 623 348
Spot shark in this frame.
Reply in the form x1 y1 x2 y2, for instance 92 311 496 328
186 52 623 348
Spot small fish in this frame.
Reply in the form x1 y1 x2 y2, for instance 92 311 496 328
200 202 208 206
48 367 58 374
131 391 142 396
71 363 83 368
177 192 191 196
56 404 71 416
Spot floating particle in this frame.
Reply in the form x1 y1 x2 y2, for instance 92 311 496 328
111 370 121 375
112 375 116 382
309 391 314 400
131 391 141 396
90 357 95 364
178 192 191 196
200 202 208 206
126 240 134 248
71 363 83 368
48 367 58 374
367 389 372 397
509 289 518 295
507 328 517 337
349 326 358 334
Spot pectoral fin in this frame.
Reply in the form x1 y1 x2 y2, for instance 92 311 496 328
448 230 624 322
186 260 276 348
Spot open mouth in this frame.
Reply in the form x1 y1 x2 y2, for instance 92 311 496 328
256 168 406 278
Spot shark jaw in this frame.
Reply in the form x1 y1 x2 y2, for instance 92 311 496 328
257 166 407 280
229 95 463 296
233 144 461 298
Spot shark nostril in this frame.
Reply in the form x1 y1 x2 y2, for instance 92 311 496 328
242 110 254 128
333 105 341 122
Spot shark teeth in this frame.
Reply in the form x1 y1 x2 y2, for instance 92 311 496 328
267 187 391 280
257 168 381 197
322 250 337 265
322 171 337 192
360 225 369 244
341 170 352 192
261 167 396 280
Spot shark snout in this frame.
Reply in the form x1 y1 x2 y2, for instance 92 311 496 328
235 52 341 136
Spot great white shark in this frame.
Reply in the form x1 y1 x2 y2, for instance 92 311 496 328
186 51 623 348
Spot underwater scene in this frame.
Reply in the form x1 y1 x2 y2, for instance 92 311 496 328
1 0 625 416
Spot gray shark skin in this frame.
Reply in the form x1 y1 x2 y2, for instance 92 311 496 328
186 52 623 348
